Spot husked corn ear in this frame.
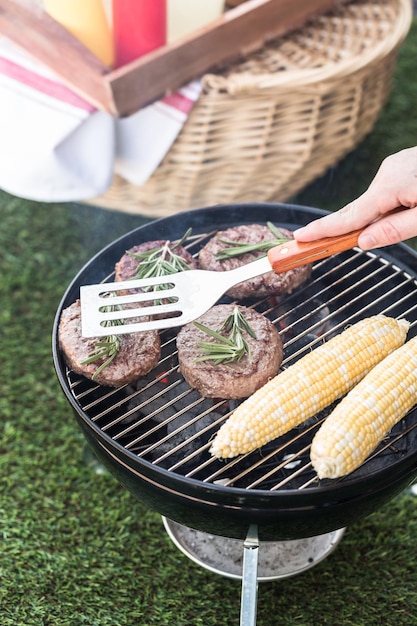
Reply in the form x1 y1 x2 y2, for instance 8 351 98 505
310 335 417 479
209 315 410 459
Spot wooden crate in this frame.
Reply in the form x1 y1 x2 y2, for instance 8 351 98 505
0 0 350 117
86 0 412 216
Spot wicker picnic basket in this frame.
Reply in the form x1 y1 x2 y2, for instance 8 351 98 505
90 0 412 217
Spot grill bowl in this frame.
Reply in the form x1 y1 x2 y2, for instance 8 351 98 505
52 203 417 541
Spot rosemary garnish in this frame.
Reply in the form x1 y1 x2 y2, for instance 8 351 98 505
129 228 193 286
81 299 124 379
194 307 257 365
215 222 290 260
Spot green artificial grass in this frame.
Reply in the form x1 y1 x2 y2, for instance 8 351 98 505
1 19 417 626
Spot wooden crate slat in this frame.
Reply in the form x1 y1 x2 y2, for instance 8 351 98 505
108 0 345 116
0 0 116 113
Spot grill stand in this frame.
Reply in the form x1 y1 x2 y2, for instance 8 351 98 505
241 525 259 626
162 517 345 626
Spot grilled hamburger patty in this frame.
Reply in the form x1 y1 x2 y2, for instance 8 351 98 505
198 224 312 299
58 300 161 387
176 304 283 399
115 239 198 283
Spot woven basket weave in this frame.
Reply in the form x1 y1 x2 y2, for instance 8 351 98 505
90 0 412 217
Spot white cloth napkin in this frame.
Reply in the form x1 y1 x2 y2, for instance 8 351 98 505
0 38 201 202
115 80 202 186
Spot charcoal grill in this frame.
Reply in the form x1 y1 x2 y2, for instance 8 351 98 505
52 203 417 625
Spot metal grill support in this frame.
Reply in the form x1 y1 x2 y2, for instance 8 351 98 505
241 525 259 626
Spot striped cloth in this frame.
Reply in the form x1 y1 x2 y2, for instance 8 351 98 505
0 37 201 202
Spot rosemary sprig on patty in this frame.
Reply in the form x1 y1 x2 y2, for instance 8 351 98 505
129 228 193 283
215 222 290 260
81 299 124 379
194 306 257 365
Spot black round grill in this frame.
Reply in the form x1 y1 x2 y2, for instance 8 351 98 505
53 203 417 540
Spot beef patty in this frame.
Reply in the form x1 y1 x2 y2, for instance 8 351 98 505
59 300 161 387
176 304 283 399
198 224 312 299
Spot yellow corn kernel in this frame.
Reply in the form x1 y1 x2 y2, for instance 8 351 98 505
209 315 410 459
310 335 417 479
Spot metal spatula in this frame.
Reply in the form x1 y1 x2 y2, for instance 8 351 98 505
80 229 362 337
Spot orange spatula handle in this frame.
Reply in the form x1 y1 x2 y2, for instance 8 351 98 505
267 229 363 273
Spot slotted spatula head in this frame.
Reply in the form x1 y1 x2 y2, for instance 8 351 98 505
80 230 362 337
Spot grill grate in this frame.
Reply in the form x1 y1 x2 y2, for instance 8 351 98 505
66 231 417 492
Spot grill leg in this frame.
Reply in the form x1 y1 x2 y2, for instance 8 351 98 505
240 524 259 626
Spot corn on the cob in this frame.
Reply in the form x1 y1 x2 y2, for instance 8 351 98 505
310 335 417 479
209 315 410 459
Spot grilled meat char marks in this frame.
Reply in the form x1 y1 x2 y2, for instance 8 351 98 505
177 304 283 399
58 300 161 387
198 224 312 299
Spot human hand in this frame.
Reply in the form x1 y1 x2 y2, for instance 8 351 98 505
294 146 417 249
